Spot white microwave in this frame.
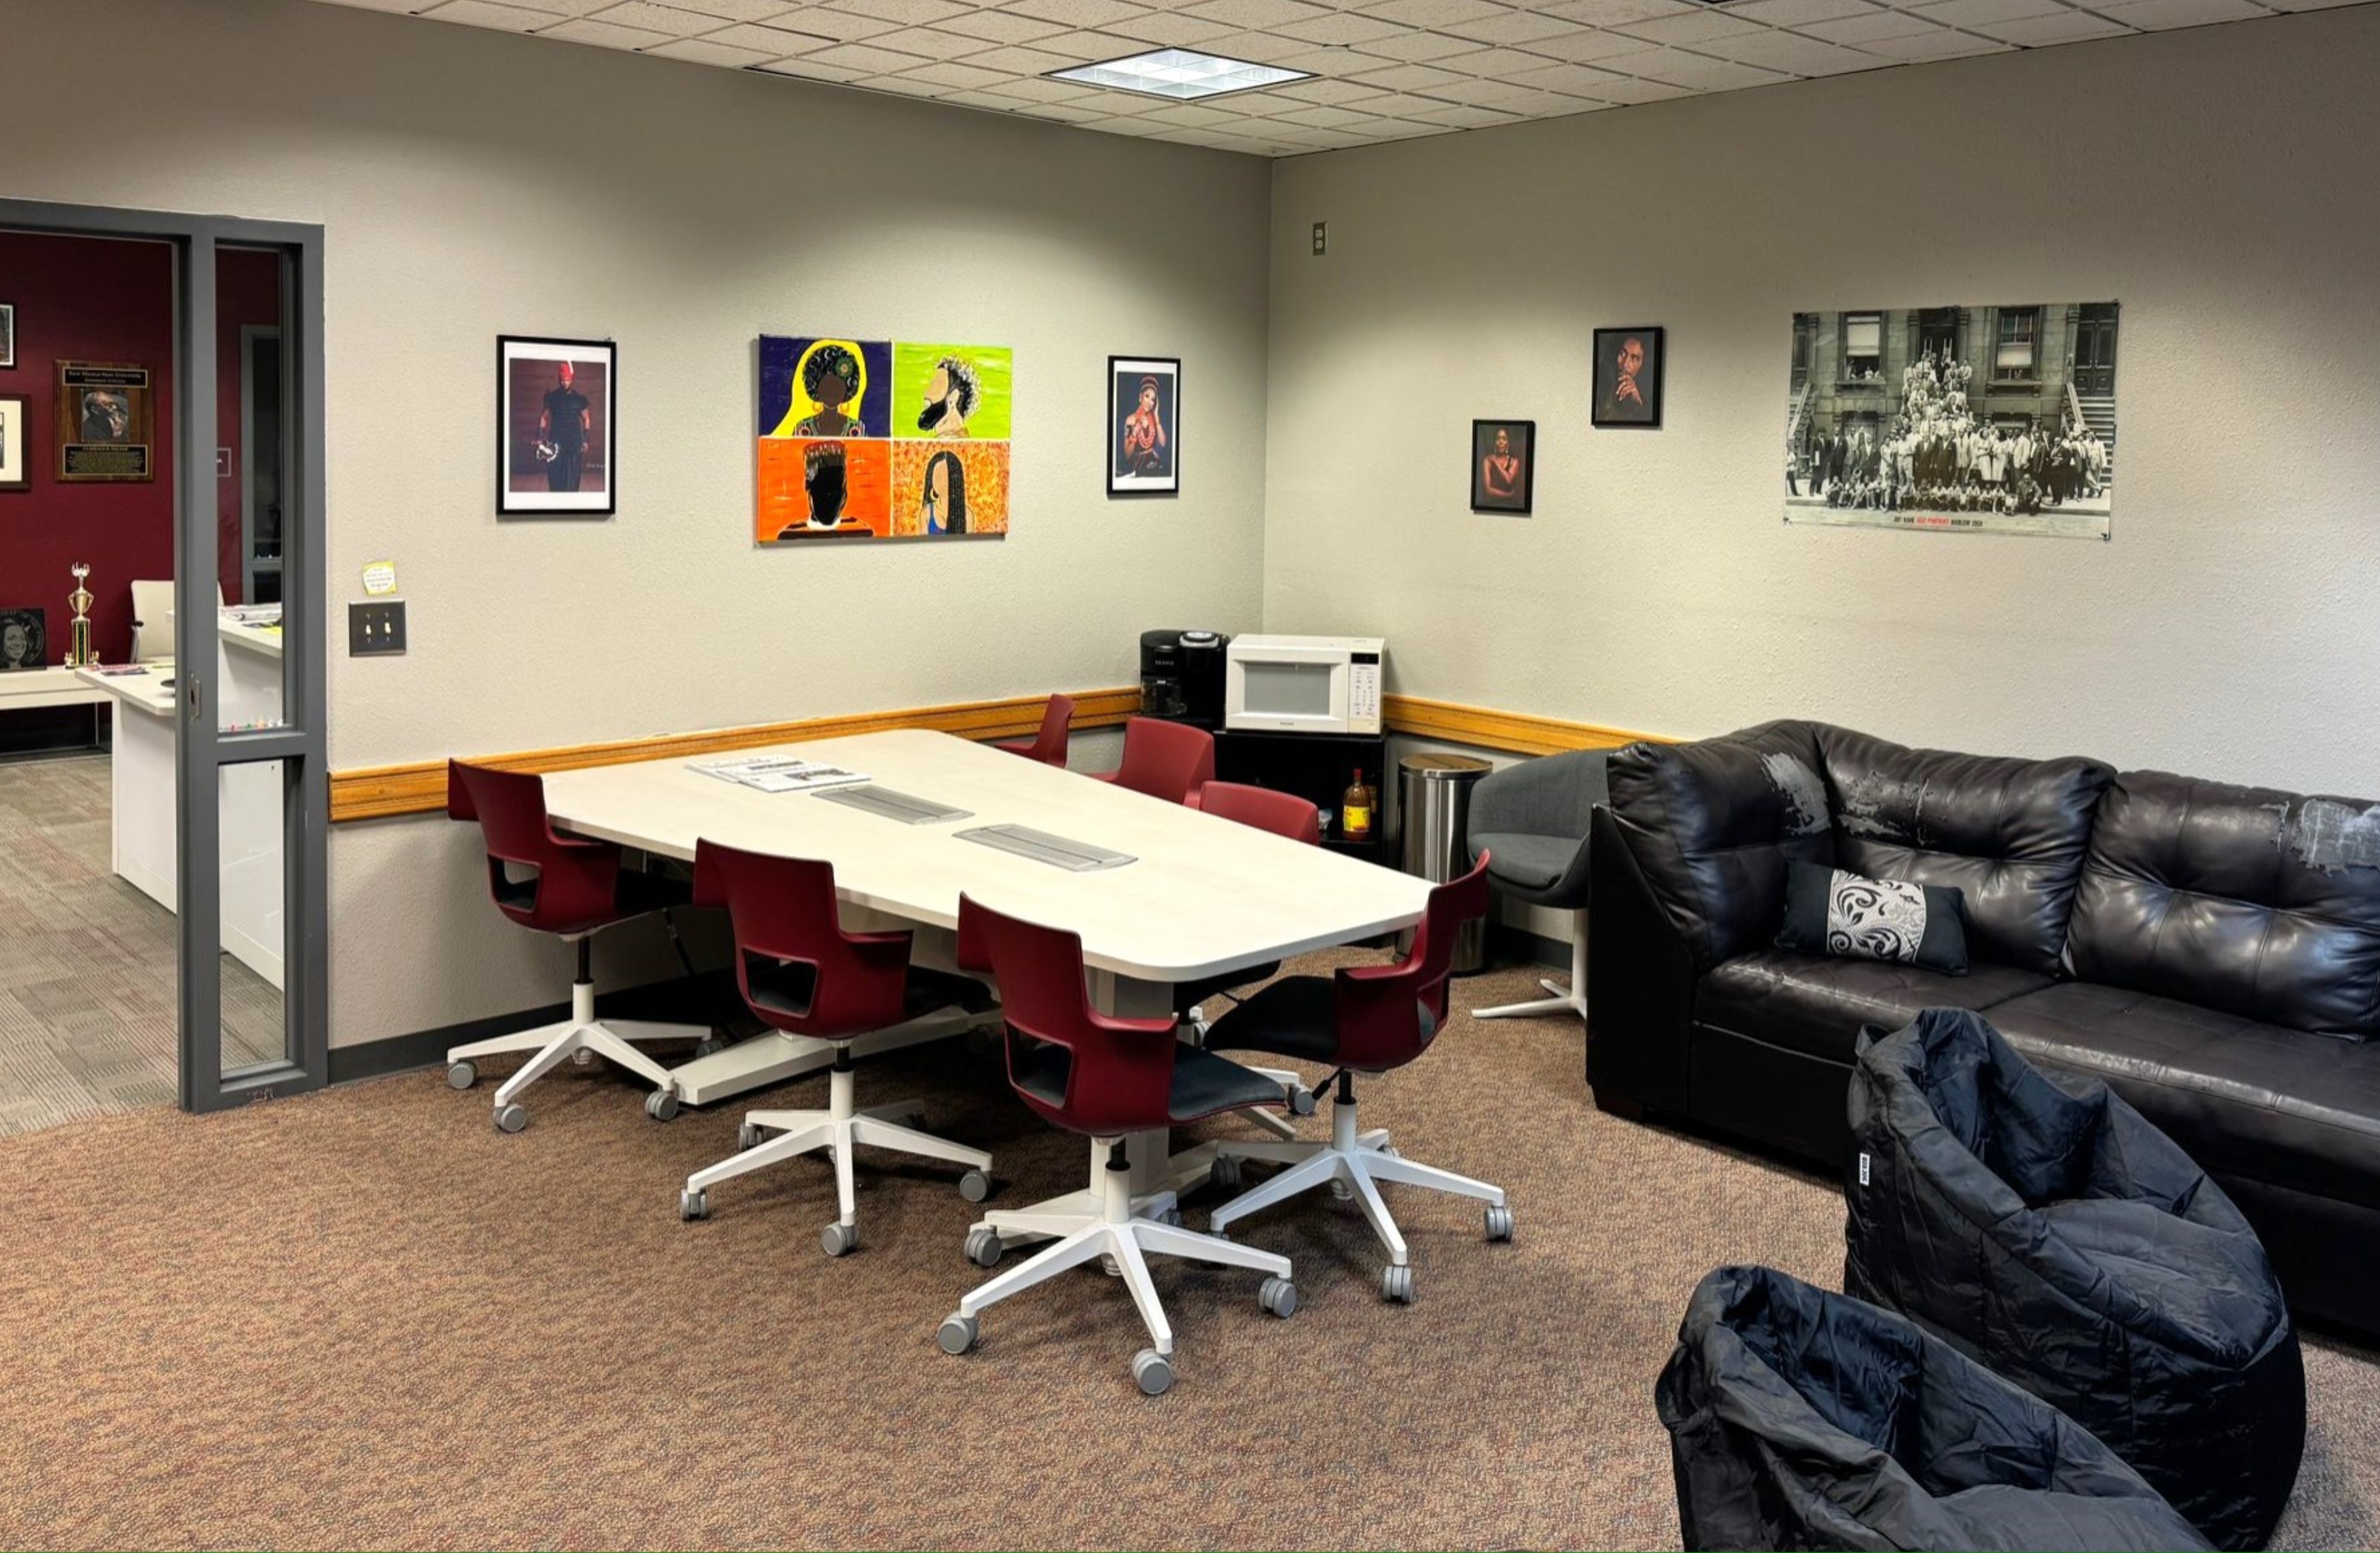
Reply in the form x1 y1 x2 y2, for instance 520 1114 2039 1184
1224 634 1385 736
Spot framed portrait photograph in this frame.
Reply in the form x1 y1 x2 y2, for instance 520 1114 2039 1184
1107 355 1178 497
0 396 28 491
499 335 615 516
1471 418 1534 514
0 608 46 673
0 304 14 369
56 361 153 482
1592 326 1665 429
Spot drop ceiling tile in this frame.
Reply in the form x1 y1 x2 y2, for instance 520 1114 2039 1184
1907 0 2063 27
1028 28 1154 58
1267 9 1410 42
856 70 953 93
869 23 1007 54
1970 7 2131 38
661 0 805 18
950 40 1074 68
1265 45 1380 72
1402 101 1526 126
881 55 1005 83
313 0 426 11
1694 29 1887 70
1193 28 1331 60
1355 0 1508 26
760 2 903 37
1132 100 1248 124
2090 0 2270 25
584 0 713 27
1796 6 1942 39
1484 86 1606 113
539 15 681 44
1177 0 1333 26
1422 75 1556 103
1072 113 1172 135
1500 58 1631 92
1267 101 1389 125
1000 0 1151 27
1330 88 1454 115
1434 44 1565 76
1609 9 1766 42
2262 0 2367 9
933 8 1068 39
1588 73 1697 101
1014 98 1110 119
752 55 871 76
802 36 934 66
825 0 970 21
422 0 569 27
1440 9 1595 43
1346 28 1491 58
1622 48 1789 86
1343 59 1469 88
1269 75 1396 101
645 33 783 60
1853 25 2011 54
699 19 836 48
1538 0 1701 24
1519 26 1660 60
1722 0 1876 24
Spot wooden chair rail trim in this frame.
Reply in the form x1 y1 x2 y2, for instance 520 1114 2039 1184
326 689 1671 823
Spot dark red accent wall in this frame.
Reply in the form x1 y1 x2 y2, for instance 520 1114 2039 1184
215 248 283 608
0 231 175 665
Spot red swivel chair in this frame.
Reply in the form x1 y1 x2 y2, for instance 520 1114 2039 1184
937 895 1298 1396
1183 782 1327 1133
676 840 999 1255
1204 854 1512 1304
1090 716 1214 805
442 761 713 1132
994 693 1074 766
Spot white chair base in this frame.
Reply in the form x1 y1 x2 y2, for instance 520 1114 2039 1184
1476 909 1588 1023
446 974 706 1128
1209 1082 1510 1300
939 1137 1295 1394
680 1058 991 1254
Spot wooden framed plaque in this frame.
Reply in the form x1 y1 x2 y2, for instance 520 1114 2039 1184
56 361 154 482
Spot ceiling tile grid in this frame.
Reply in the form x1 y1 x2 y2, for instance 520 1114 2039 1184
313 0 2364 156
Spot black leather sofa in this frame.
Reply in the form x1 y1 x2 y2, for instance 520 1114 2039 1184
1587 720 2380 1341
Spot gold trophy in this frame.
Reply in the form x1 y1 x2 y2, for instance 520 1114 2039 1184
66 563 95 667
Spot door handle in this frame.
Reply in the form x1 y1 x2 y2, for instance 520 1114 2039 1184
185 674 203 722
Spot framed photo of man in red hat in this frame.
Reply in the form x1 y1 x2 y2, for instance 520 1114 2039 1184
1107 355 1178 497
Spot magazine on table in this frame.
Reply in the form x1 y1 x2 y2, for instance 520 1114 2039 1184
691 755 870 794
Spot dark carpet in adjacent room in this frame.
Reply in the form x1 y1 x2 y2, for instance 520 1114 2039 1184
0 950 2372 1550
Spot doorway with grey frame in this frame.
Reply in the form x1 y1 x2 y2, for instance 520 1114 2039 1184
0 198 328 1125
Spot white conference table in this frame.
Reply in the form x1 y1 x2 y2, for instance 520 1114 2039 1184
539 727 1432 1199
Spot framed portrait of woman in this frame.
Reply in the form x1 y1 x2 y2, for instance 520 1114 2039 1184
1107 356 1178 497
1471 418 1534 515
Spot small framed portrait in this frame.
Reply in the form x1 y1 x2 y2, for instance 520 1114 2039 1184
1107 355 1178 497
499 335 616 515
1592 326 1665 429
0 304 14 369
0 396 28 491
0 608 46 672
1471 419 1534 514
56 361 153 482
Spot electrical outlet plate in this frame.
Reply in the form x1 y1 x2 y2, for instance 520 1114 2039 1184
349 599 406 657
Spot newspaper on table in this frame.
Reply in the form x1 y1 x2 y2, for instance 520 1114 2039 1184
691 754 869 794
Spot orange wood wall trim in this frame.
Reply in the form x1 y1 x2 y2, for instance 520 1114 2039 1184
325 688 1668 823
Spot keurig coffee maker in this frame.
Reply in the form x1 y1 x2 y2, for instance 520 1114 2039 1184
1139 629 1229 728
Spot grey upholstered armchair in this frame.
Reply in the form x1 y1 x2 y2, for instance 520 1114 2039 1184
1464 747 1608 1022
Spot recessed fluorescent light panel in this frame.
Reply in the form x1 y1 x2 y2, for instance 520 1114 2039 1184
1048 49 1312 101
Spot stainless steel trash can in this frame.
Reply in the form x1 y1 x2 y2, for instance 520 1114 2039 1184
1396 753 1492 974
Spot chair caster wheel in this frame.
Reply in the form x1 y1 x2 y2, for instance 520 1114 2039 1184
1259 1276 1298 1318
822 1222 857 1257
938 1312 980 1355
958 1169 994 1204
571 1046 595 1068
1382 1264 1416 1304
1131 1348 1175 1396
965 1227 1004 1268
1288 1085 1317 1117
1330 1178 1354 1202
494 1103 528 1134
1101 1253 1122 1277
679 1188 708 1222
1485 1204 1514 1242
1211 1154 1243 1189
1159 1207 1185 1228
446 1060 477 1090
691 1037 724 1059
738 1122 764 1152
644 1090 680 1122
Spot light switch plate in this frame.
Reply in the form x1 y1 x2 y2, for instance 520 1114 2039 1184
349 599 406 657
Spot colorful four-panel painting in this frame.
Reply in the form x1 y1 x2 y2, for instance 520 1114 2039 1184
757 335 1012 544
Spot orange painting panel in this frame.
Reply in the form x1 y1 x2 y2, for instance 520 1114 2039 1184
887 440 1010 539
757 437 893 542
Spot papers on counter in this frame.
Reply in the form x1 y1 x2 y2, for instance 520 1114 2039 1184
691 755 871 794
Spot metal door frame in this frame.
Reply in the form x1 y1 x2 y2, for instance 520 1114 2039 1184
0 197 328 1112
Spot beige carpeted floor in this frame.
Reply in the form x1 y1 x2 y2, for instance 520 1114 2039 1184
0 950 2373 1550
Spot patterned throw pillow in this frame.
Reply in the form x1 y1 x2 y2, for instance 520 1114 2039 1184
1777 861 1970 975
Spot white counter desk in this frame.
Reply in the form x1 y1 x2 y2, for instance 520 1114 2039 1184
74 610 287 991
539 727 1431 1199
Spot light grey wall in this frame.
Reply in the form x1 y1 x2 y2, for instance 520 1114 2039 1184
1265 9 2380 797
0 0 1271 1047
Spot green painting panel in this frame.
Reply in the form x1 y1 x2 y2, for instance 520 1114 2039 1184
892 342 1013 441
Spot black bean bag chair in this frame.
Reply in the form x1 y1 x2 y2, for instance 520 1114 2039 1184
1658 1265 2212 1552
1845 1008 2305 1550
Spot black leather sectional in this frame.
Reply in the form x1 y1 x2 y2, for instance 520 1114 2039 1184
1587 720 2380 1340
